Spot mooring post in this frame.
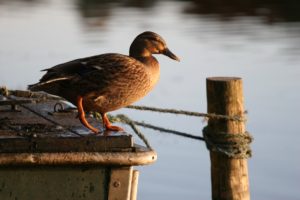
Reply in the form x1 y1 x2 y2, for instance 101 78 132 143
206 77 250 200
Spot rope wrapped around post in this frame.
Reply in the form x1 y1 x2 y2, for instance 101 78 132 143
202 126 253 159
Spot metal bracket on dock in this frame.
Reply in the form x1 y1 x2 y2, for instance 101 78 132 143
48 102 77 116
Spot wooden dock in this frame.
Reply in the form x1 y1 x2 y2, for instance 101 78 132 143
0 96 156 200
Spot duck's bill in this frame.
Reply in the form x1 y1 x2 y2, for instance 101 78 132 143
163 48 180 62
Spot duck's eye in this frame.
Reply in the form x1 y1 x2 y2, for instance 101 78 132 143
152 41 165 52
149 47 160 54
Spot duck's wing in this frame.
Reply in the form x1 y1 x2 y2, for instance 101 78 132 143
28 53 144 94
37 54 110 84
78 54 147 89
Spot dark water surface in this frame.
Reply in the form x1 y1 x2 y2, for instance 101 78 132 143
1 0 300 199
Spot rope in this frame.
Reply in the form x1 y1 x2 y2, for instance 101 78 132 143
1 87 63 102
107 114 153 149
1 89 246 122
202 126 253 158
0 87 9 96
96 113 204 145
1 87 253 158
132 121 204 141
126 105 246 122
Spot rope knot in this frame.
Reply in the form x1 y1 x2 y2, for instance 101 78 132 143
0 86 9 96
202 126 253 159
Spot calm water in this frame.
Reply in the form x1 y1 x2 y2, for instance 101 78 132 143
1 0 300 199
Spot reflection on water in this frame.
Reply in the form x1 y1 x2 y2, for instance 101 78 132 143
76 0 300 23
76 0 300 25
75 0 300 55
4 0 299 22
77 0 157 10
184 0 300 23
75 0 157 30
0 0 300 200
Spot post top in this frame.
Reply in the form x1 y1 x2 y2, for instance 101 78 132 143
207 77 242 82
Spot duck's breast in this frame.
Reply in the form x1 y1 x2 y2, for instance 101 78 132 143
83 56 160 112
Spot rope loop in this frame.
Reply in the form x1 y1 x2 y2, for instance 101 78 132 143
202 126 253 159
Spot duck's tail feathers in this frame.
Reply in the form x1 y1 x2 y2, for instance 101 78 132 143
28 77 71 91
27 82 44 91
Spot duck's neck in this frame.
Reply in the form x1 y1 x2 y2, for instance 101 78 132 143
129 41 160 84
132 55 159 67
129 46 160 87
130 49 159 66
129 41 159 67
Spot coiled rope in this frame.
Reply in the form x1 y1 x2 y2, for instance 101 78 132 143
203 127 252 159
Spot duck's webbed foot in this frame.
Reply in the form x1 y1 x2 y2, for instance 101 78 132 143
101 113 124 132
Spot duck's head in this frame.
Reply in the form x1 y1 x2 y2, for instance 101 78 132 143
129 31 180 62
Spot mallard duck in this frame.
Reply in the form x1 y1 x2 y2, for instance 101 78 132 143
28 31 180 133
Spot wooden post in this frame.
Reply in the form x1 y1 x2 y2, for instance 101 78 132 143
206 77 250 200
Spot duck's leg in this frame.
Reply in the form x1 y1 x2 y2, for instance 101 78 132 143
101 113 124 131
76 96 99 134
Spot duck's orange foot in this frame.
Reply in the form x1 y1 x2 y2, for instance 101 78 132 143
105 125 124 132
101 113 124 132
76 96 100 134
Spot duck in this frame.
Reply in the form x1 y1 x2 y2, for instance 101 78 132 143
28 31 180 133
